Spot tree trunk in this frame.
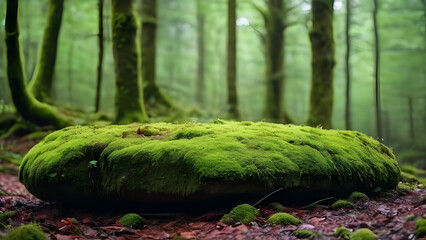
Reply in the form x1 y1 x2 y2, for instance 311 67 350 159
28 0 64 103
112 0 148 124
345 0 351 130
373 0 382 139
264 0 288 123
68 40 74 104
307 0 335 129
141 0 171 110
5 0 71 129
227 0 239 119
408 97 415 143
95 0 104 112
196 0 205 107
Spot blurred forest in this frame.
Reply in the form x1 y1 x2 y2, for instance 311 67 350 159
0 0 425 167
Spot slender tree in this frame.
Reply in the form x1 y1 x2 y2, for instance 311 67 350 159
196 0 206 106
140 0 171 111
28 0 64 103
407 97 415 142
345 0 351 130
307 0 335 129
111 0 148 124
373 0 382 139
5 0 71 128
227 0 240 119
95 0 104 112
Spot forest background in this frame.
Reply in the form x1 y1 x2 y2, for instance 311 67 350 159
0 0 425 166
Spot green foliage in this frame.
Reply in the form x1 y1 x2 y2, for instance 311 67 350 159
397 183 416 191
266 212 302 225
350 228 376 240
220 204 258 225
19 121 400 203
292 229 314 239
332 200 354 209
347 192 369 203
4 224 48 240
0 211 16 221
269 202 286 212
417 219 426 238
334 226 351 240
119 213 146 229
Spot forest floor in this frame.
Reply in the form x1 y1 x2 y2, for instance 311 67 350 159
0 136 425 240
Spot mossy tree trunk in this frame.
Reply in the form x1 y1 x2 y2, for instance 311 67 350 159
373 0 382 139
28 0 64 103
345 0 351 130
141 0 171 112
196 0 205 107
307 0 335 129
264 0 291 123
227 0 240 120
5 0 71 129
95 0 104 112
112 0 148 124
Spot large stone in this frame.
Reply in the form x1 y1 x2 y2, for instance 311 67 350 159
19 121 400 206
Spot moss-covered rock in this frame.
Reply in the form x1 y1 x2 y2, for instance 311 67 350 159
292 229 314 239
269 202 286 212
332 200 354 209
220 204 258 225
4 224 48 240
266 212 302 225
119 213 145 229
350 228 376 240
334 226 351 239
19 121 400 205
417 219 426 238
347 192 369 203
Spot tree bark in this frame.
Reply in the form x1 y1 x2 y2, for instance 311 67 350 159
28 0 64 103
373 0 382 139
5 0 71 129
227 0 239 119
141 0 171 110
112 0 148 124
264 0 288 123
196 0 205 107
307 0 335 129
345 0 351 130
95 0 104 112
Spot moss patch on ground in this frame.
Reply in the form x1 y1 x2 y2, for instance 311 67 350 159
292 229 314 238
266 212 302 225
350 228 376 240
334 226 351 239
119 213 145 228
332 200 354 209
220 204 258 224
417 219 426 238
347 192 369 203
19 121 400 204
4 224 48 240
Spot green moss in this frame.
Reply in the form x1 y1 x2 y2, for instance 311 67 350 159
417 219 426 237
332 200 354 209
25 131 51 141
220 204 258 225
0 211 16 221
266 212 302 225
397 183 415 191
119 213 145 229
19 121 400 204
400 172 423 185
269 202 286 212
334 226 351 239
292 229 314 238
4 224 48 240
400 164 426 176
350 228 376 240
347 192 369 203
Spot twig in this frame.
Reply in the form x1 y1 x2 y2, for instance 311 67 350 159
253 187 284 207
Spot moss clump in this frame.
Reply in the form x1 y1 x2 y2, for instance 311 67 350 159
0 211 16 221
332 200 354 209
400 172 422 184
292 229 314 238
347 192 369 203
220 204 258 225
269 202 286 212
19 121 400 204
119 213 145 229
334 226 351 239
4 224 48 240
417 219 426 237
397 183 415 191
266 212 302 225
350 228 376 240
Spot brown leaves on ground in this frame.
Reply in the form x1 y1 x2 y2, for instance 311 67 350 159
0 172 425 239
